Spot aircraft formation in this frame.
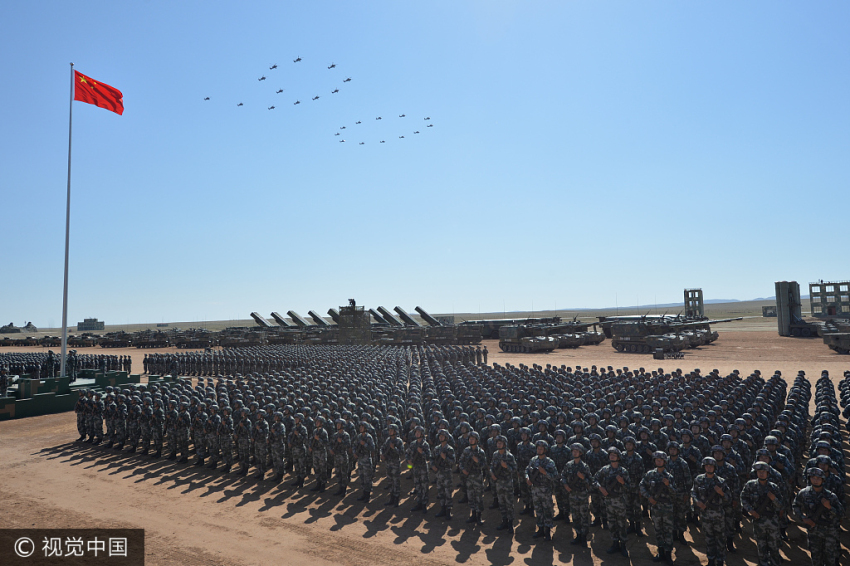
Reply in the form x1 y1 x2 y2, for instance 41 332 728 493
200 56 435 145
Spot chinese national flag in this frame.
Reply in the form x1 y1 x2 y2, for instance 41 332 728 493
74 70 124 115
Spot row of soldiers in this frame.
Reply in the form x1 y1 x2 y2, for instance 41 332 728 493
0 351 130 381
73 344 846 566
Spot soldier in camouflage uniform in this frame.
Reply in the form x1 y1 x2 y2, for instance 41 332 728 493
353 421 376 502
432 429 456 519
165 400 179 459
459 430 487 525
381 423 405 507
104 393 116 447
151 399 165 458
711 445 740 552
561 442 595 546
309 415 330 492
192 406 207 465
268 412 287 481
175 402 191 462
526 440 558 541
692 457 731 566
219 406 235 471
113 395 127 450
595 447 630 557
490 435 517 534
235 407 252 475
127 396 142 451
74 390 87 441
667 442 692 543
640 451 676 562
586 434 609 527
204 405 221 469
793 468 843 566
741 461 783 566
405 426 431 512
622 436 646 536
140 397 153 454
287 413 308 487
252 409 269 479
332 418 352 496
515 428 536 516
550 429 571 521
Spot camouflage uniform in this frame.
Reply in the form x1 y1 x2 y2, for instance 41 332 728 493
561 457 595 538
526 453 558 531
140 401 153 453
219 410 235 469
490 447 518 526
586 446 609 524
406 436 432 508
205 410 221 465
432 440 456 513
176 406 191 461
235 413 252 473
192 410 207 459
692 473 731 564
114 398 127 447
288 421 309 481
252 416 269 477
793 486 843 566
332 428 352 493
640 466 676 555
549 439 571 517
458 441 487 515
667 454 693 536
622 447 646 526
165 403 179 458
353 432 375 494
515 439 536 509
310 425 330 484
269 418 287 478
381 434 405 501
595 464 630 545
741 478 783 566
151 402 164 455
128 400 142 449
91 396 104 442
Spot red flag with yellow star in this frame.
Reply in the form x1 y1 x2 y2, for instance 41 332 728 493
73 70 124 115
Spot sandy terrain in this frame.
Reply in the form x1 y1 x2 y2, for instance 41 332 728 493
0 331 847 565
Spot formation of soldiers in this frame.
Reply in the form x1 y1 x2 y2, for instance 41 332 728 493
0 351 130 382
73 344 846 566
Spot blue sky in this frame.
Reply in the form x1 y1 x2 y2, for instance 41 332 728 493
2 1 848 327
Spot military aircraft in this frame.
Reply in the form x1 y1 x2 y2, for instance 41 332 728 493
276 89 284 94
203 97 210 101
331 88 339 94
359 142 365 145
343 77 351 82
427 124 433 127
293 56 302 63
293 100 300 105
270 64 277 70
312 95 320 100
380 140 385 143
399 135 405 139
339 139 346 143
424 117 430 120
328 62 336 69
399 114 405 117
258 76 266 81
340 126 346 129
237 102 243 107
414 131 420 134
375 116 382 120
335 132 340 136
355 121 361 124
268 106 275 110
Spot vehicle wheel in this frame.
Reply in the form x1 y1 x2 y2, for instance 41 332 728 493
629 345 636 353
802 328 812 337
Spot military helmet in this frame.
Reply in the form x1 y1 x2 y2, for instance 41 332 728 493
495 435 508 447
702 457 717 467
752 461 770 472
807 467 825 479
535 440 549 451
570 443 586 455
388 423 399 433
711 445 724 454
469 431 480 442
764 435 779 446
607 447 622 456
653 451 668 462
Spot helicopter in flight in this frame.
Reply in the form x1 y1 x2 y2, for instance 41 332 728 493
328 62 336 69
380 140 385 143
268 106 275 110
258 76 266 81
203 97 210 101
293 56 302 63
340 126 346 130
427 124 433 127
331 88 339 94
375 116 382 120
276 89 284 94
414 131 420 134
343 77 351 82
399 114 405 118
269 64 277 70
293 100 300 105
237 103 243 106
424 117 430 120
312 95 320 101
355 121 361 124
339 139 346 143
399 135 405 139
359 142 365 145
335 132 340 136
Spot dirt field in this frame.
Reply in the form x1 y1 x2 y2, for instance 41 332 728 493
0 331 847 565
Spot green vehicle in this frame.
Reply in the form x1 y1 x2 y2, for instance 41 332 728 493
823 333 850 354
498 325 558 353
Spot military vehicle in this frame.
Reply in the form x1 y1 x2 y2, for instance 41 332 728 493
823 333 850 354
460 316 562 340
552 333 585 348
99 332 133 348
605 316 741 354
498 325 558 353
68 334 99 347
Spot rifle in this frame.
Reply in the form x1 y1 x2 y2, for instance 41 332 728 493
752 485 776 517
808 496 830 526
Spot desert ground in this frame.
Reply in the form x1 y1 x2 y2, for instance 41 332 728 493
0 329 847 566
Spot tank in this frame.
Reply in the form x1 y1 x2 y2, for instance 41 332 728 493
823 333 850 354
552 333 585 349
498 325 558 353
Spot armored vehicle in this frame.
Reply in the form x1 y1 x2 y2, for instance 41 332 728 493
498 325 558 353
823 333 850 354
607 317 740 354
552 333 585 348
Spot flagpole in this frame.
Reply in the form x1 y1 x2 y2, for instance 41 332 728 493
60 62 74 379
